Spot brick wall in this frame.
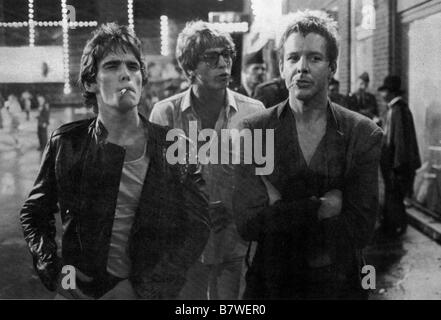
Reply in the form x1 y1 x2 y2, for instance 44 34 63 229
337 0 351 94
372 0 394 98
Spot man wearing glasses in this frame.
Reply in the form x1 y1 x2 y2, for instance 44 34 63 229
150 20 265 300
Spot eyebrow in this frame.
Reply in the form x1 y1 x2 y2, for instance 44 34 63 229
101 59 140 67
203 47 230 54
287 51 325 56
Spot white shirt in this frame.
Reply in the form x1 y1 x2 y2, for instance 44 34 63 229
106 143 149 278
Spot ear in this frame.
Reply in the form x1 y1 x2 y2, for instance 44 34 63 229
329 61 337 76
279 59 285 79
84 81 98 93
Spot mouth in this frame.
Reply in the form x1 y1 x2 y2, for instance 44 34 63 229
217 73 230 80
119 88 135 96
294 79 313 88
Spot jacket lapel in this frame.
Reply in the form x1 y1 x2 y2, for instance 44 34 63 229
326 103 347 187
271 101 297 188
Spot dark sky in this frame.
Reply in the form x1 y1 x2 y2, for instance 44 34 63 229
2 0 244 22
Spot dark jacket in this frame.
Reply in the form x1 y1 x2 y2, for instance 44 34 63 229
37 103 50 127
348 90 379 119
381 98 421 191
233 101 383 299
253 78 289 109
20 115 209 299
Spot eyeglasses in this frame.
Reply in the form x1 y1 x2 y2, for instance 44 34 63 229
199 48 235 68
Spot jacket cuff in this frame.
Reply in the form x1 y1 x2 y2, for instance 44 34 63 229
34 255 62 292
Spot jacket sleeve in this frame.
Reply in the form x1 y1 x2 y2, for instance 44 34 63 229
131 159 210 299
232 119 321 241
338 125 383 249
19 134 61 291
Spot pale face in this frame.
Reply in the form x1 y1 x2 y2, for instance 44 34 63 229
358 79 368 91
193 47 233 91
88 49 143 114
245 63 267 87
379 89 392 103
279 32 335 103
37 96 45 106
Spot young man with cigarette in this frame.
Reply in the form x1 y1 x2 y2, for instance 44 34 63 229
20 23 209 299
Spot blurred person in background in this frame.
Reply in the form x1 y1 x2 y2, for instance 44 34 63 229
150 20 265 300
348 72 380 125
328 78 348 108
253 75 289 108
378 75 421 237
0 92 4 129
36 94 51 151
234 49 267 97
21 90 33 121
5 93 22 148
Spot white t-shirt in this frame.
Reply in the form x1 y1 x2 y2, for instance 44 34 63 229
107 144 149 278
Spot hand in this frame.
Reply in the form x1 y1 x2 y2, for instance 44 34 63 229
99 279 138 300
318 189 342 221
261 177 282 206
56 267 94 299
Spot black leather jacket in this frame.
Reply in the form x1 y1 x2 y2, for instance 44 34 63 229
20 115 209 299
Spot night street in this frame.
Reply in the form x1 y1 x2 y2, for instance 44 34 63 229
1 0 441 302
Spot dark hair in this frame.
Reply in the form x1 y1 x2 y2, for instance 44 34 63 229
78 23 147 113
176 20 235 82
278 10 339 67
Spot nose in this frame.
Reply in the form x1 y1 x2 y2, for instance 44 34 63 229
296 55 309 74
217 54 229 68
119 63 131 81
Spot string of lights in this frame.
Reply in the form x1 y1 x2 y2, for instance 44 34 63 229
160 15 169 56
128 0 134 30
61 0 71 94
28 0 35 46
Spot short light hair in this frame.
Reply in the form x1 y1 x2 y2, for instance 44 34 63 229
176 20 235 82
278 10 339 66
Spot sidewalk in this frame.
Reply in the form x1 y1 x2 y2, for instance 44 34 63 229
0 108 85 153
407 203 441 244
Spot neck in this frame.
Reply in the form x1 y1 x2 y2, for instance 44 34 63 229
289 91 328 122
192 85 226 111
97 106 142 145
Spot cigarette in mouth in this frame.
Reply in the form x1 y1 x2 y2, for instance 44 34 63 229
120 89 128 95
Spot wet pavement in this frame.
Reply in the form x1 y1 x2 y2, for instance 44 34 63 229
1 107 441 299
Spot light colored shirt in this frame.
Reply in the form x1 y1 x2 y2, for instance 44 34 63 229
149 87 265 264
107 143 149 278
385 96 403 145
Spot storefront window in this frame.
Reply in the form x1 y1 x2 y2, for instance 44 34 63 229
350 0 375 93
407 11 441 215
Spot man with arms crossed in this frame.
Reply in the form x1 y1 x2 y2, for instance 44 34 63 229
20 23 209 299
233 11 383 299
